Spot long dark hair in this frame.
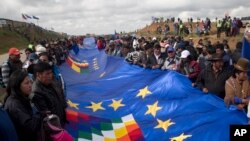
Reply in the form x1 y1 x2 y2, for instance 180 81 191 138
6 70 28 97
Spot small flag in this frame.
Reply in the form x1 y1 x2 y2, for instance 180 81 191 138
24 14 32 19
21 14 27 20
32 15 39 20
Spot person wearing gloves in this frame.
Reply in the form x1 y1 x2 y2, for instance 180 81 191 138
224 58 250 124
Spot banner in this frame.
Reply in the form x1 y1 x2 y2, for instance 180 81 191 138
60 37 248 141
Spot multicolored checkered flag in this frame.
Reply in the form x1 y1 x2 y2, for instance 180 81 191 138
66 110 144 141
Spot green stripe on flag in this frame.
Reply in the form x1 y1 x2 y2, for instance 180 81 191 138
101 122 113 130
79 131 92 140
80 68 89 73
91 127 103 136
111 118 123 123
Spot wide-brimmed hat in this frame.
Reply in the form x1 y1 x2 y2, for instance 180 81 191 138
207 53 223 61
234 58 249 72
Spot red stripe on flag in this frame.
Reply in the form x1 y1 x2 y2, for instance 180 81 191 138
79 112 90 121
66 57 73 66
66 110 79 122
126 124 139 133
128 128 144 141
117 135 131 141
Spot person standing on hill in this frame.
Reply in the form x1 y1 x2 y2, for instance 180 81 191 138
1 47 23 87
216 20 222 38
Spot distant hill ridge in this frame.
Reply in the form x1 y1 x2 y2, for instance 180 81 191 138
0 18 66 54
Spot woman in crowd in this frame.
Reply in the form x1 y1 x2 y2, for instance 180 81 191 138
4 70 43 141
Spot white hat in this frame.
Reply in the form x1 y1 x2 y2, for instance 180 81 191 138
180 50 190 58
35 45 46 55
152 37 157 41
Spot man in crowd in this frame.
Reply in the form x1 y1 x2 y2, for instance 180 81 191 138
179 50 201 85
1 47 23 87
161 47 180 71
196 53 232 99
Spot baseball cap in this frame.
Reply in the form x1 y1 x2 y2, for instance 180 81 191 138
180 50 190 58
9 47 21 55
28 53 38 61
167 47 175 52
35 45 46 55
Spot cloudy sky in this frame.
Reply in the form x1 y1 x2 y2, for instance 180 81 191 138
0 0 250 35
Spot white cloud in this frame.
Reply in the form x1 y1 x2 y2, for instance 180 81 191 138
0 0 249 35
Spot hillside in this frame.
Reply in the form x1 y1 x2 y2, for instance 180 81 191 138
0 18 67 54
137 21 245 50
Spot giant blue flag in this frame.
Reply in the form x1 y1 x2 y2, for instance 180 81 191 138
59 37 248 141
242 26 250 76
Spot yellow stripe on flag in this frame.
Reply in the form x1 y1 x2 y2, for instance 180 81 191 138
124 120 136 126
104 138 117 141
114 127 128 138
72 63 80 73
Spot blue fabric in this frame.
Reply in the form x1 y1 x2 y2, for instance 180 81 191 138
0 108 19 141
242 36 250 76
60 45 248 141
71 43 79 55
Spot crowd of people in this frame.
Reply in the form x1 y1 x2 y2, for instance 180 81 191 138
0 33 250 140
150 16 243 38
0 40 73 141
104 34 250 123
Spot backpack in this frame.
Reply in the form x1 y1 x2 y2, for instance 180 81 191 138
41 114 73 141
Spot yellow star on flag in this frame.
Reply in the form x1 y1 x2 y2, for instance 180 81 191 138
86 102 105 112
155 119 175 132
109 99 125 111
170 133 192 141
145 101 162 117
67 100 79 110
137 86 152 99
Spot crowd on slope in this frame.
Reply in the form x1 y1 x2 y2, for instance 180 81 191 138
150 16 243 38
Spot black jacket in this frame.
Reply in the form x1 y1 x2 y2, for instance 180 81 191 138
32 80 67 126
196 65 232 99
4 93 42 141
